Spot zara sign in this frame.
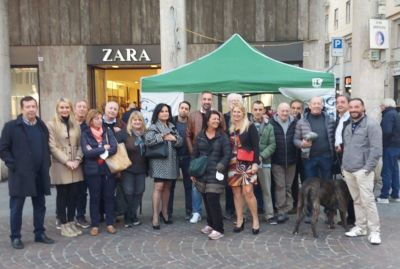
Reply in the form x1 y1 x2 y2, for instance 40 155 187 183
87 45 160 65
102 48 151 62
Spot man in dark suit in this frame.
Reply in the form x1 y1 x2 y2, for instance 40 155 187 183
0 96 55 249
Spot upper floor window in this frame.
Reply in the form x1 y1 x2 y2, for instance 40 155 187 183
346 1 351 24
334 8 339 30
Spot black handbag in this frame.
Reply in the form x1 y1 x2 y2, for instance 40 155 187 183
189 156 208 178
145 141 168 158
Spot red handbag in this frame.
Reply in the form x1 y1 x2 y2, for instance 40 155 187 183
237 148 254 162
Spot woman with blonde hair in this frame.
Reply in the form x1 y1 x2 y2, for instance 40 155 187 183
228 103 261 234
81 109 118 236
116 111 147 227
47 97 83 237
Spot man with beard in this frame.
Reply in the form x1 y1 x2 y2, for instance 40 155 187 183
168 101 193 221
342 98 382 245
186 91 225 223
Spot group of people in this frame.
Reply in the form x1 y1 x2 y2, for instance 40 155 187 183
1 90 395 248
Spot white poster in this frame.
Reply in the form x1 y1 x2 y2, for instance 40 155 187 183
279 87 336 118
140 92 184 126
370 19 389 49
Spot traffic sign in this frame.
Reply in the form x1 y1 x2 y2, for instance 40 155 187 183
332 37 344 57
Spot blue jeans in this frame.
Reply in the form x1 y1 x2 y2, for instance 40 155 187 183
168 156 193 216
192 186 202 214
303 155 333 181
86 174 115 227
10 195 46 240
380 147 400 199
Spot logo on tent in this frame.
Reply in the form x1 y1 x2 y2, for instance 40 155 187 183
312 78 324 88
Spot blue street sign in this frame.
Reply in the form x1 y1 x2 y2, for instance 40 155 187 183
332 37 344 57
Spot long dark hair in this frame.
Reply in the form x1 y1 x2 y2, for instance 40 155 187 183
203 110 222 132
151 103 173 124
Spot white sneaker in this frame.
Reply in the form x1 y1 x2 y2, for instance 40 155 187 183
345 226 367 237
68 222 82 236
390 198 400 202
190 213 202 224
60 224 78 237
368 232 381 245
201 225 213 234
208 230 224 240
376 198 389 204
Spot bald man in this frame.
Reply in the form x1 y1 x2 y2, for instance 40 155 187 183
270 103 298 223
294 97 335 181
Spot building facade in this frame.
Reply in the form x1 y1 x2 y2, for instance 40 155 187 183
325 0 400 112
2 0 326 124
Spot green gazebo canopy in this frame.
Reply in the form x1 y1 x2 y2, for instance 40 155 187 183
141 34 334 93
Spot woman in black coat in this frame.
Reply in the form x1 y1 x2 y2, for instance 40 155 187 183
191 111 231 240
81 109 117 236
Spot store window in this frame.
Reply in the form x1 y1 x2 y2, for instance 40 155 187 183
93 67 160 114
10 67 39 119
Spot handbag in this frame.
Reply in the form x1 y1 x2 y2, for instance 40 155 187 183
237 148 254 162
145 141 168 159
105 132 132 174
189 155 208 178
234 131 254 162
194 180 206 193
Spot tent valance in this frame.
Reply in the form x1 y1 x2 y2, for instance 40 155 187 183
141 34 334 94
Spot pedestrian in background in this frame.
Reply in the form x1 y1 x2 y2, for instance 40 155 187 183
81 109 118 236
0 96 55 249
376 98 400 204
47 98 84 237
191 110 231 240
228 103 260 234
117 111 147 227
145 103 183 229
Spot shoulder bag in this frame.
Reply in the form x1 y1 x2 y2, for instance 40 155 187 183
105 131 132 173
145 141 169 159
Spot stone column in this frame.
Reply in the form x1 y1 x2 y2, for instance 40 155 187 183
160 0 187 71
0 0 12 180
352 0 384 114
302 0 325 70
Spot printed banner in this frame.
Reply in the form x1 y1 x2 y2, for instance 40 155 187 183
141 92 184 126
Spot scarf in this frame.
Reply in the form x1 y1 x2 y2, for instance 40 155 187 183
90 127 103 144
155 120 175 136
132 129 145 156
335 111 350 147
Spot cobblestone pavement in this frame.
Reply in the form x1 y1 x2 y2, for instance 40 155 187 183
0 179 399 269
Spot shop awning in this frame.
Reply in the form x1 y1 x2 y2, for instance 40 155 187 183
141 34 334 93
